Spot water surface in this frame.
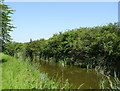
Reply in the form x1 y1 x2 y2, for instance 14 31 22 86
36 61 106 89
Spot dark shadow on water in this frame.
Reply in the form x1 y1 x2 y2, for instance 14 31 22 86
0 59 7 63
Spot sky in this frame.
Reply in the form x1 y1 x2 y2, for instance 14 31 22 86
5 2 118 43
4 0 120 2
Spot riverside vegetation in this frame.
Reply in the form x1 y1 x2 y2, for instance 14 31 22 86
3 23 120 89
4 23 120 75
1 1 120 89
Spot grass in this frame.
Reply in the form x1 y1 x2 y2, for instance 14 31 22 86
0 53 70 89
98 71 120 90
1 53 119 89
107 72 120 89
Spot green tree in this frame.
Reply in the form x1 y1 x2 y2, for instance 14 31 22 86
0 0 15 52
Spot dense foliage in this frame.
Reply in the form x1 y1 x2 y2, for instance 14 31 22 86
0 0 15 52
4 23 120 76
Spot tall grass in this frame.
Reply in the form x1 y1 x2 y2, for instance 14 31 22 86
98 71 120 89
0 53 70 89
107 72 120 89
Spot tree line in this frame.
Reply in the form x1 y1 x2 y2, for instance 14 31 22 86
1 0 119 76
3 23 120 76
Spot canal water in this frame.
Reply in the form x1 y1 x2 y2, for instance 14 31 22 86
35 60 108 89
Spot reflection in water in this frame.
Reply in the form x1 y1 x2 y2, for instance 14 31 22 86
37 61 105 89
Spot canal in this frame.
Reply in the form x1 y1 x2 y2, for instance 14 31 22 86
34 60 109 89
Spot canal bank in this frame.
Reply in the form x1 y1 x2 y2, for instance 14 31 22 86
1 53 119 89
0 53 70 89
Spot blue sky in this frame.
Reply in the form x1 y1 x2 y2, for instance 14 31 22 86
6 2 118 43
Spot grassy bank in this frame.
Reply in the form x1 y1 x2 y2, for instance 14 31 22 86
0 53 70 89
0 53 119 89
